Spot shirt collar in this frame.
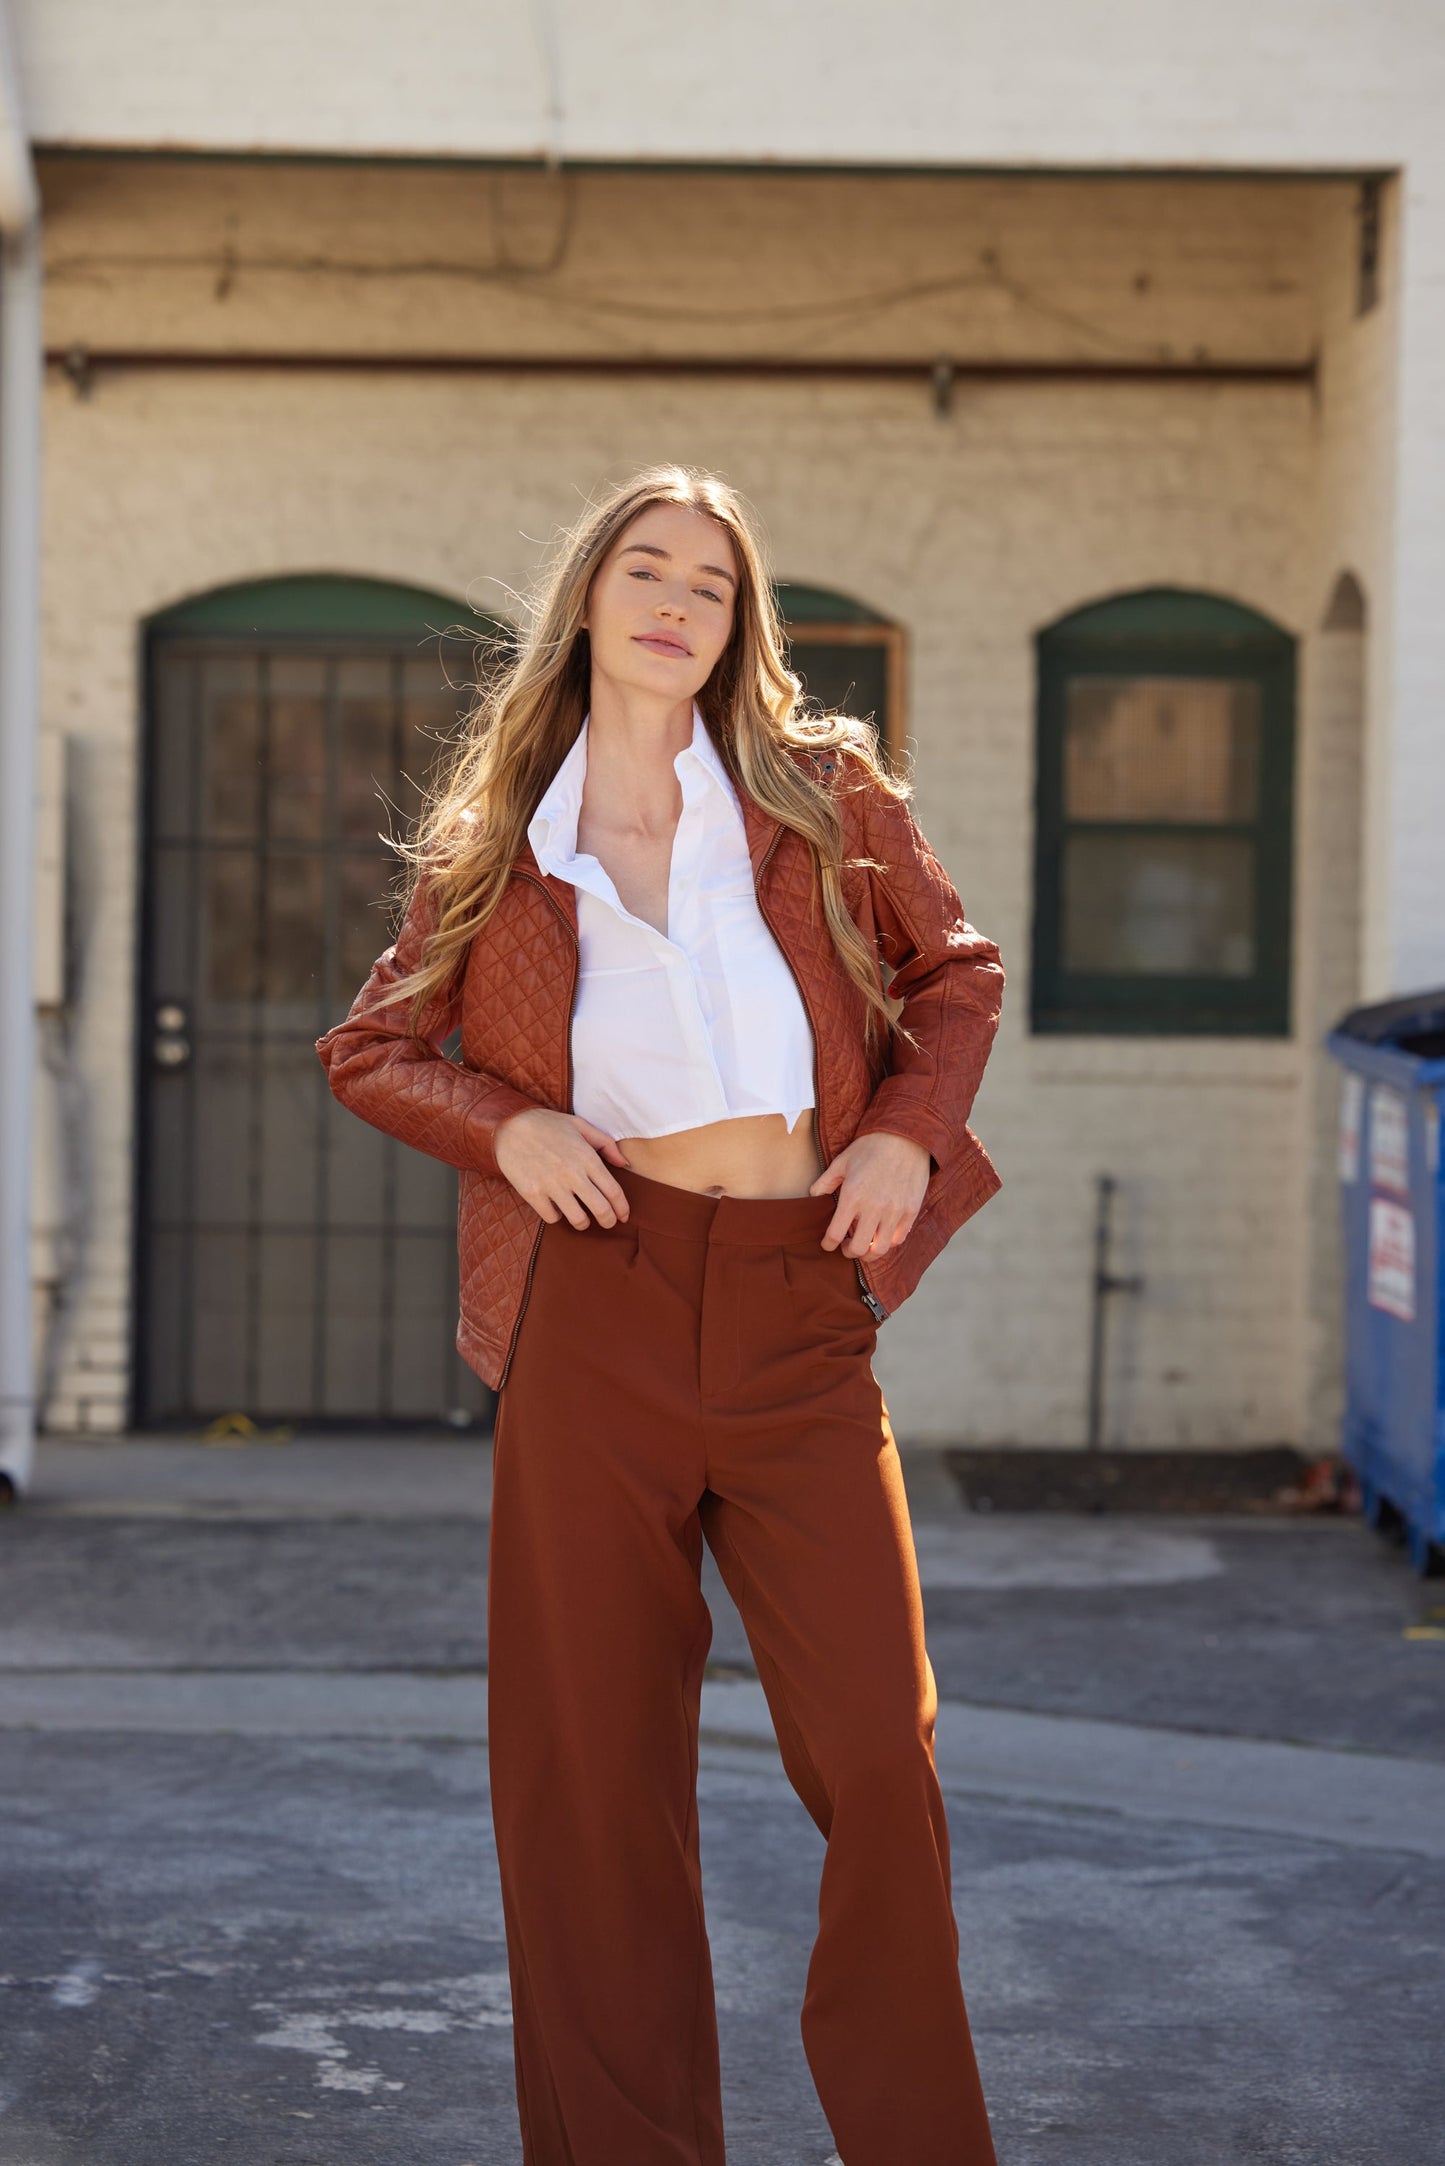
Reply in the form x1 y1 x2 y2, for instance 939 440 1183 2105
526 699 735 872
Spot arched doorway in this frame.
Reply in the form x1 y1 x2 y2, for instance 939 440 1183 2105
135 574 508 1428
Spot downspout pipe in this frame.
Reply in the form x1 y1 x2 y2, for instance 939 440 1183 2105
0 0 40 1496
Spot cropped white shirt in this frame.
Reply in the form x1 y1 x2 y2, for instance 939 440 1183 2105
525 701 817 1142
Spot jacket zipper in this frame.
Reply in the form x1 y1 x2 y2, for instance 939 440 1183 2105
754 826 889 1325
495 871 580 1393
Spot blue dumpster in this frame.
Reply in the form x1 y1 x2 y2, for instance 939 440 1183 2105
1326 989 1445 1576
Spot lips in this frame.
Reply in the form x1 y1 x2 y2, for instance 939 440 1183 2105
633 633 692 657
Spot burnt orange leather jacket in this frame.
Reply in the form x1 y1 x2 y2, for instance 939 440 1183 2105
316 741 1005 1391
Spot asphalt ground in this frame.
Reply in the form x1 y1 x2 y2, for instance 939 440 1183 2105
0 1435 1441 2166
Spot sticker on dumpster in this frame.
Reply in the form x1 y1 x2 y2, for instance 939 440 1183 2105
1338 1073 1364 1183
1367 1198 1416 1322
1368 1085 1410 1196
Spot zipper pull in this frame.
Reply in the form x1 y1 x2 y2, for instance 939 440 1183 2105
854 1260 888 1322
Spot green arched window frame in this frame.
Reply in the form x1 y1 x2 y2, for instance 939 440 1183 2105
147 571 501 650
775 581 904 762
150 571 897 747
1032 588 1296 1037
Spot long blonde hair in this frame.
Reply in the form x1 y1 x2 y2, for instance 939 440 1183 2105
383 462 914 1061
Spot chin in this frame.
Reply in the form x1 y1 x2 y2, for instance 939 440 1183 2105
609 655 705 697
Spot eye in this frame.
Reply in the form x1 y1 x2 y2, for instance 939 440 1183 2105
628 567 659 581
697 587 726 605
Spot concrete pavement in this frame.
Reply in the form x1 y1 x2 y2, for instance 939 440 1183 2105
0 1434 1440 2165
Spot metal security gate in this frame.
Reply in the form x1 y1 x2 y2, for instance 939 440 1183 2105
135 576 502 1429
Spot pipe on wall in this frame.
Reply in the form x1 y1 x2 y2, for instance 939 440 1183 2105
0 0 41 1495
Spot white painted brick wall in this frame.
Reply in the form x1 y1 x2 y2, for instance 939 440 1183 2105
18 0 1441 992
11 2 1443 173
31 166 1387 1447
36 388 1315 1446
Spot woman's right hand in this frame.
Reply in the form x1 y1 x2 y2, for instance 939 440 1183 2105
493 1108 632 1229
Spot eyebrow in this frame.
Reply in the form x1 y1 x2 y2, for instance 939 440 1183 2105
618 542 737 589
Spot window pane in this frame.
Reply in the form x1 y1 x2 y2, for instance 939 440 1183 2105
339 849 400 997
338 655 399 842
1065 677 1260 822
1062 832 1256 977
202 656 263 840
788 636 888 742
268 654 328 842
263 849 325 1004
400 655 469 829
206 848 259 1001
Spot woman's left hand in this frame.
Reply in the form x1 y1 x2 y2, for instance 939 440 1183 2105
809 1132 933 1261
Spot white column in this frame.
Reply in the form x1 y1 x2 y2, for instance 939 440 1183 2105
1376 162 1445 995
0 211 41 1492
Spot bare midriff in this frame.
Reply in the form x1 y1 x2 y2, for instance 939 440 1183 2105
616 1109 826 1199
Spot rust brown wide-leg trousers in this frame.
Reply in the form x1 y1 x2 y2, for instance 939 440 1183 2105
486 1163 997 2166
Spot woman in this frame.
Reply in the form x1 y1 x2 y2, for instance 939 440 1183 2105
316 464 1006 2166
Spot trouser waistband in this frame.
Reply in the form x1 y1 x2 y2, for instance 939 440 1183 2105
610 1161 840 1247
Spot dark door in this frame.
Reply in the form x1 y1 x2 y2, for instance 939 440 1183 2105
136 575 504 1429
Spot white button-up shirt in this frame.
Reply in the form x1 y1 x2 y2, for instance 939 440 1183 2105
526 701 817 1142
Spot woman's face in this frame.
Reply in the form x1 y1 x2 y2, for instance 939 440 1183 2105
581 502 739 708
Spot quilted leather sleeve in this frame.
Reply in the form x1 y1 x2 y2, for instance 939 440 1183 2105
844 760 1005 1174
315 871 548 1181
